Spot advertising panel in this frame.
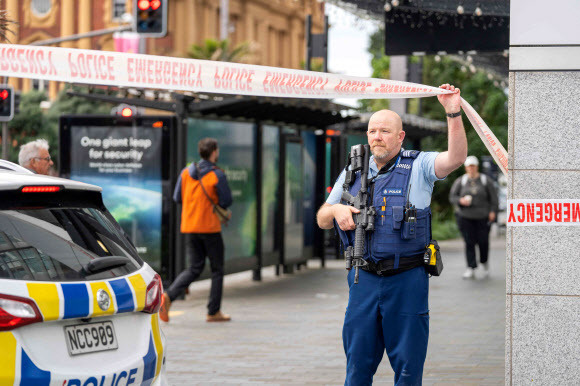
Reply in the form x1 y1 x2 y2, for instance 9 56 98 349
186 119 257 261
261 125 280 257
60 116 172 273
302 131 317 253
283 141 304 264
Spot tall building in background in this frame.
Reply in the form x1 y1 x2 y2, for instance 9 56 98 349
0 0 325 99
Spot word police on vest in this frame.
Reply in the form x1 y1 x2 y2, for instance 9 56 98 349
384 188 402 195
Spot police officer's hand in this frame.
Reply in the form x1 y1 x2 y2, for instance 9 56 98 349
488 212 496 222
333 204 360 231
437 84 461 114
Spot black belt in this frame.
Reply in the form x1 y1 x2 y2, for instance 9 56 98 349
361 254 424 277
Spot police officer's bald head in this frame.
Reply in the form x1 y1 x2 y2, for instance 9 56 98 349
368 110 403 133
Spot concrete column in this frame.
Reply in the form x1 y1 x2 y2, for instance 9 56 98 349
507 0 580 384
5 0 19 41
5 0 19 89
49 81 59 100
268 27 277 66
290 18 301 69
202 3 213 40
257 20 268 65
244 8 256 64
173 0 186 53
245 10 254 42
60 0 75 48
186 0 199 47
78 0 91 49
22 78 32 93
389 56 408 116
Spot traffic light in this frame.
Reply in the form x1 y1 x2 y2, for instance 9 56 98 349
0 85 14 122
112 104 138 118
134 0 167 37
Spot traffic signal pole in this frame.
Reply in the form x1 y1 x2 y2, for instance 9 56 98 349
1 84 14 160
29 25 132 46
1 122 7 160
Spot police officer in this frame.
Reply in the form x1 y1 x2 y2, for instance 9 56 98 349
316 84 467 385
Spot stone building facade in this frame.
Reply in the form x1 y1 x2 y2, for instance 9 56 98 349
1 0 324 99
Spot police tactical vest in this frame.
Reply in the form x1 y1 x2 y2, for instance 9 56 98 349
336 150 432 266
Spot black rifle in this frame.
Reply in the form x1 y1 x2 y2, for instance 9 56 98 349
341 144 376 284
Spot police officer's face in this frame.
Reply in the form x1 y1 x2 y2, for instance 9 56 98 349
367 111 405 162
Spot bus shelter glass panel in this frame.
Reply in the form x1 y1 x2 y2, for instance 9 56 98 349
302 131 317 258
67 121 165 272
284 141 304 264
262 125 279 257
186 119 257 261
347 133 367 150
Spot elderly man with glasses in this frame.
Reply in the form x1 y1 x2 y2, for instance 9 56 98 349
18 139 54 175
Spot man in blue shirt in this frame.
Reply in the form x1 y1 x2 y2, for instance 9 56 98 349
317 84 467 385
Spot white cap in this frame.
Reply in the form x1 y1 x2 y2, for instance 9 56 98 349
464 156 479 167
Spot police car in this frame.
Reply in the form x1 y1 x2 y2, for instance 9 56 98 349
0 161 167 386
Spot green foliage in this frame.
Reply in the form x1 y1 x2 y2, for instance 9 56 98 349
359 29 390 112
4 90 52 164
3 88 110 167
0 10 16 42
301 58 325 72
187 39 250 62
431 212 460 240
359 29 508 224
420 56 508 219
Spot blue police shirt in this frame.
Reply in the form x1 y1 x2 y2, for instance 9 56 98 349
326 151 443 209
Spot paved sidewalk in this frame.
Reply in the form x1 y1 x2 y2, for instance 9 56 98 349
162 236 506 385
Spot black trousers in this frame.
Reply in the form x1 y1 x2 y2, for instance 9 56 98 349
457 216 490 269
167 233 225 315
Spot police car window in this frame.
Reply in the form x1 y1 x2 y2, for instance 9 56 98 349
0 208 142 282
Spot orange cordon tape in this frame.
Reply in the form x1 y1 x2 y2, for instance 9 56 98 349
507 200 580 226
0 44 507 175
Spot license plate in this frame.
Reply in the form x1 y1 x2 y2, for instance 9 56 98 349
65 321 118 356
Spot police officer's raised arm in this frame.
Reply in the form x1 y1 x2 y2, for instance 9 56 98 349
434 84 468 179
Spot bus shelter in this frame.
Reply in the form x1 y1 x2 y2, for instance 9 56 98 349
59 90 354 284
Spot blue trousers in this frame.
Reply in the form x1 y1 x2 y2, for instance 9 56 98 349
343 266 429 386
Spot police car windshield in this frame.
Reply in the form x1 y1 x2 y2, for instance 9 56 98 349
0 207 143 282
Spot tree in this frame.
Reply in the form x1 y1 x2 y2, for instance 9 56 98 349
301 58 325 72
3 88 110 167
359 29 390 112
420 56 508 219
359 29 509 227
4 91 52 164
0 10 16 42
187 39 251 62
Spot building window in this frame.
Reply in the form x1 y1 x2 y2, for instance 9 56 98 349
32 79 45 92
31 0 53 17
112 0 127 21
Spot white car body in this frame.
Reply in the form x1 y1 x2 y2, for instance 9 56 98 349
0 162 168 386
